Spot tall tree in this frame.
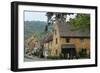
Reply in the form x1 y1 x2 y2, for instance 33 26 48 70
45 12 73 32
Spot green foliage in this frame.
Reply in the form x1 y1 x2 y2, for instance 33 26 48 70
46 12 90 33
47 56 60 59
78 48 89 58
69 14 90 32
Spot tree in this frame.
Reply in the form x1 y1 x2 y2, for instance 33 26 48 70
45 12 73 32
69 14 90 33
46 12 73 24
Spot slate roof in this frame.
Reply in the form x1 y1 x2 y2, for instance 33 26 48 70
55 21 90 38
42 32 53 43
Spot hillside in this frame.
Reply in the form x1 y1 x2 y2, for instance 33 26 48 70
24 21 47 40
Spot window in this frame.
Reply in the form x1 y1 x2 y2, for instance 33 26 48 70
56 49 58 55
56 38 58 44
80 38 84 42
55 29 56 35
66 38 70 43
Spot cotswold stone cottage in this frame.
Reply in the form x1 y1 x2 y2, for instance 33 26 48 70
43 21 90 59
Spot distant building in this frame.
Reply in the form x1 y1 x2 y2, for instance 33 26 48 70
25 34 38 55
43 32 53 58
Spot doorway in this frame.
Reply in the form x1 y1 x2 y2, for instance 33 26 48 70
61 44 76 59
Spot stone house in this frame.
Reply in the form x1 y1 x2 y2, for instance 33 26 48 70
43 21 90 59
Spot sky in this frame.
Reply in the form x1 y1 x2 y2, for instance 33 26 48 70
24 11 76 22
66 14 77 22
24 11 47 22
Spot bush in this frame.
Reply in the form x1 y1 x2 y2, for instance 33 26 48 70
47 56 60 59
59 53 65 59
78 48 89 58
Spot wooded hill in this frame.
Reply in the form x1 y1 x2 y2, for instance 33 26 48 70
24 21 47 40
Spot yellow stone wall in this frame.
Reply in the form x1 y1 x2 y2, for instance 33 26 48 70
60 38 90 53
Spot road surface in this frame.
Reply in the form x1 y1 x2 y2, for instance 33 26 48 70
24 55 52 62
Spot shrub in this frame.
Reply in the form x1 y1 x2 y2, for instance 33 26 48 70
78 48 89 58
47 56 60 59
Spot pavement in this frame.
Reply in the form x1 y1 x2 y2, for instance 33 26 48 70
24 54 52 62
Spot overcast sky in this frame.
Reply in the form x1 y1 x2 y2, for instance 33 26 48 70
24 11 47 22
24 11 76 22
